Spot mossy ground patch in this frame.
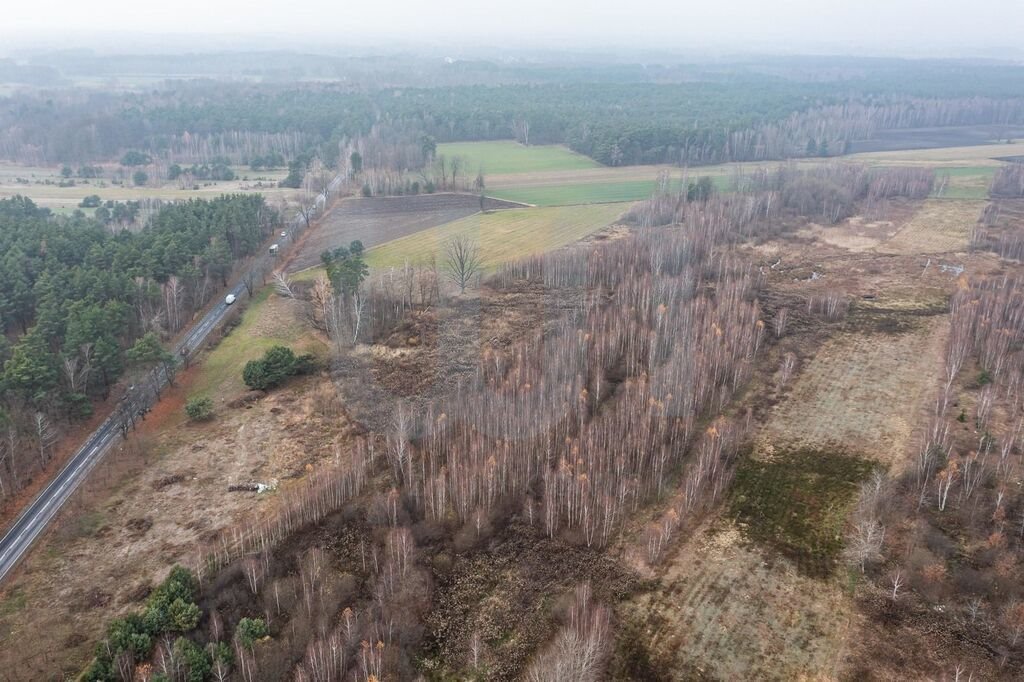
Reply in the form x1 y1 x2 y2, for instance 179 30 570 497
730 447 874 577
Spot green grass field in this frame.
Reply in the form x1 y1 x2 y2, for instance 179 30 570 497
436 141 601 175
730 447 875 577
490 175 733 207
491 180 676 206
190 287 326 398
933 166 996 199
365 203 627 270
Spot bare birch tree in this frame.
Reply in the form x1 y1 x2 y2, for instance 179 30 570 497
524 583 611 682
34 412 58 468
443 235 482 294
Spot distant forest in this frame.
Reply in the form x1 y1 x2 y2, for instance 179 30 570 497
2 56 1024 167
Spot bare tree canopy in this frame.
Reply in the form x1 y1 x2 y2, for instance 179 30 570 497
442 235 482 294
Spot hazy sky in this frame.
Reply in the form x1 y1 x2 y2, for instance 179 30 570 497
5 0 1024 56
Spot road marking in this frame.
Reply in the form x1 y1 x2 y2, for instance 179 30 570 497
0 179 339 582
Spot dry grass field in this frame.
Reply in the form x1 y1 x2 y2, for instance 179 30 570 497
625 522 854 681
876 199 984 254
797 198 982 256
762 318 948 470
363 202 628 269
0 162 294 213
849 141 1024 166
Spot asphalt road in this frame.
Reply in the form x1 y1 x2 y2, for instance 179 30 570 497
0 176 342 583
0 282 245 582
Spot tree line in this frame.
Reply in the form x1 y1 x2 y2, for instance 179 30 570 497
841 275 1024 671
3 63 1024 167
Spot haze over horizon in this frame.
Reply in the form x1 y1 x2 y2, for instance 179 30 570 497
3 0 1023 59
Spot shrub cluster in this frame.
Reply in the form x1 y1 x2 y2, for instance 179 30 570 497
185 396 215 421
242 345 317 391
82 566 210 681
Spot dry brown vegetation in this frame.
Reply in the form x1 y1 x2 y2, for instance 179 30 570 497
0 294 350 677
9 158 1024 681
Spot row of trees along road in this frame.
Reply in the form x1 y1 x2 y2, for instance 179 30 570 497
0 193 280 506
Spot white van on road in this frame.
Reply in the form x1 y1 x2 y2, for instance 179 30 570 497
225 293 236 305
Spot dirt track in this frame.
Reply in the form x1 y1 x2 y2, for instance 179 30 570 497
286 193 524 273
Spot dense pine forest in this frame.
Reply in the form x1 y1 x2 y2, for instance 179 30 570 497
0 194 278 499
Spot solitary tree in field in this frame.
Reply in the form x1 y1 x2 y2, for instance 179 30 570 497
450 156 464 190
443 235 482 294
474 168 486 212
437 155 449 190
420 135 437 162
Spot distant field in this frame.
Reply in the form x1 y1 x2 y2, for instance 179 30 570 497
0 163 292 212
436 141 600 175
850 141 1024 166
365 203 627 269
846 125 1024 155
491 175 733 207
878 199 983 255
933 166 996 199
286 193 524 273
490 180 674 206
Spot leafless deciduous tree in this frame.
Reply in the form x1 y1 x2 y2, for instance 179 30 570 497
844 470 891 573
34 412 58 468
890 568 905 601
449 155 464 190
524 583 611 682
241 257 271 297
777 352 797 391
273 271 296 299
773 307 789 338
991 162 1024 198
0 425 18 498
952 663 973 682
512 118 531 145
443 235 482 294
1003 599 1024 647
845 518 886 574
475 169 487 212
807 291 849 321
